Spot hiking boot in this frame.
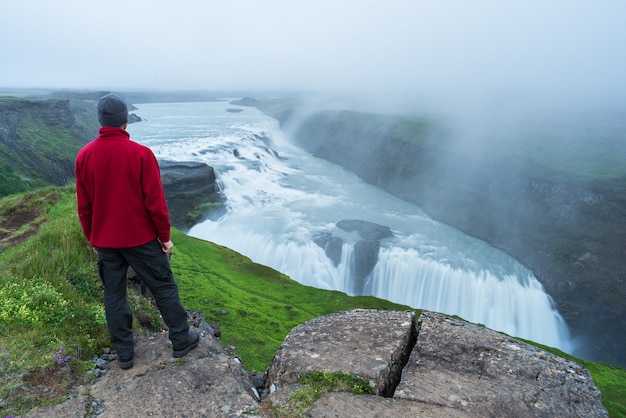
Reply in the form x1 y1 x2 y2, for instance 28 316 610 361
119 357 133 370
173 330 200 358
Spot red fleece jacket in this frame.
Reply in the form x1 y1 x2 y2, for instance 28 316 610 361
75 126 171 248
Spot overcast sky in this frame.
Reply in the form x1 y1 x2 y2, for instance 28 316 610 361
1 0 625 110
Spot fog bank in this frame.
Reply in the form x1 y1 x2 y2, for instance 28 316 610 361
1 1 625 115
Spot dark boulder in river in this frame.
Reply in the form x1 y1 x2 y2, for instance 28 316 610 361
159 160 224 230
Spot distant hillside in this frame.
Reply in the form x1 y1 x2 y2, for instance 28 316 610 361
0 93 99 196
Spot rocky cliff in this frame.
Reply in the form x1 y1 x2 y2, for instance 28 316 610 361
0 98 75 139
21 309 608 417
160 160 224 229
250 104 626 369
0 97 81 194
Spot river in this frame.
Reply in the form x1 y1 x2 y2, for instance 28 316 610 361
128 100 573 353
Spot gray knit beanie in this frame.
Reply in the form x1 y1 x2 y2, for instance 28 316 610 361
97 93 129 127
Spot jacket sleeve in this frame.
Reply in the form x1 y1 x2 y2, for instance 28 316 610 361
142 150 171 243
75 155 93 241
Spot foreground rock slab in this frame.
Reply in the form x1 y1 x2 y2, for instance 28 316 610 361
307 391 469 417
266 309 417 397
265 309 608 418
396 311 608 417
21 328 258 418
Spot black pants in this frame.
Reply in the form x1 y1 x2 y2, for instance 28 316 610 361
97 239 189 360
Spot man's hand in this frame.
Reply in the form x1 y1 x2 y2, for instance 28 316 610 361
161 240 174 253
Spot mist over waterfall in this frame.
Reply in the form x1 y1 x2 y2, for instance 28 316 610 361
129 101 573 353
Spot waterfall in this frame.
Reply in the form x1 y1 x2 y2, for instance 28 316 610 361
129 101 573 354
370 247 570 348
188 218 570 350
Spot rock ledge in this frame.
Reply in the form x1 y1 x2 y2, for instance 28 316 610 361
21 310 608 417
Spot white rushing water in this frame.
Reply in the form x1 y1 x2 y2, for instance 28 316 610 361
129 100 572 352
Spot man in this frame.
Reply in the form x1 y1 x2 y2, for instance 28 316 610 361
75 93 199 369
